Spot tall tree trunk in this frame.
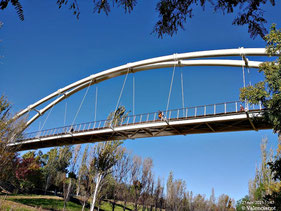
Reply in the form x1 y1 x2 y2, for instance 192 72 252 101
112 186 117 211
112 201 116 211
82 200 86 211
76 177 81 196
63 200 66 211
134 201 138 211
44 176 51 194
90 173 102 211
63 179 72 211
123 200 127 211
142 203 145 211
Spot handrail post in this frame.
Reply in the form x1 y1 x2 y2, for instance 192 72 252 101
214 104 216 115
259 101 262 110
224 103 226 114
235 102 238 112
133 116 136 124
204 106 206 116
195 107 197 117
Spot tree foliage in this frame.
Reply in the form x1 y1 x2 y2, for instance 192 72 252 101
0 0 23 20
0 95 25 192
240 24 281 135
237 138 281 210
0 0 276 38
16 155 42 193
89 106 127 211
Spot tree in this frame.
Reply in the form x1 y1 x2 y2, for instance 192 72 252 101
192 194 208 211
240 24 281 136
77 144 89 195
89 105 127 211
208 188 216 211
89 140 124 211
130 155 143 211
166 171 186 211
236 195 250 211
240 25 281 207
140 157 154 211
0 95 25 192
42 146 72 194
263 141 281 210
248 138 275 201
15 151 43 193
0 0 277 39
153 177 164 211
76 145 92 211
62 144 80 211
111 149 131 211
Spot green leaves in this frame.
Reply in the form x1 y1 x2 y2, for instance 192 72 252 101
239 24 281 134
240 82 268 105
265 24 281 56
91 140 124 174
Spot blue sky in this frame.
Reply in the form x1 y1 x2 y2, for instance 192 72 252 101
1 0 281 201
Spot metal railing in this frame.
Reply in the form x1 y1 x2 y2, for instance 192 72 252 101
19 101 263 141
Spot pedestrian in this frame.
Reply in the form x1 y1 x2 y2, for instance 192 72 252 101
240 104 245 111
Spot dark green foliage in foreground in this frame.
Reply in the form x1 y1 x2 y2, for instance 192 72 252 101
240 24 281 136
0 0 277 39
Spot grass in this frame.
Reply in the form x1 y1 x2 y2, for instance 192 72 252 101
0 199 41 211
1 195 149 211
8 198 87 211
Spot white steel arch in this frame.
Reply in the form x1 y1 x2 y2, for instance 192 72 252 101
15 47 272 129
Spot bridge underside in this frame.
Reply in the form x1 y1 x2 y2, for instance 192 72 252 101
10 111 271 151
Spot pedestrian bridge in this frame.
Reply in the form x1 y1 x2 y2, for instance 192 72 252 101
8 48 276 151
10 101 270 151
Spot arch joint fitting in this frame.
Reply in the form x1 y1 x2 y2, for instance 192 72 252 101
126 63 134 73
57 89 67 96
173 53 181 66
239 47 249 67
89 79 95 85
28 106 42 116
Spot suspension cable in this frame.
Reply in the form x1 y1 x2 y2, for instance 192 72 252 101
71 81 92 127
40 98 56 131
64 102 67 126
180 67 185 109
240 48 248 110
242 62 246 88
166 64 176 114
133 74 135 115
94 86 98 122
114 69 130 114
247 66 252 86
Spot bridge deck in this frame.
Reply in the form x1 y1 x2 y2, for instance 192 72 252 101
9 103 271 151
